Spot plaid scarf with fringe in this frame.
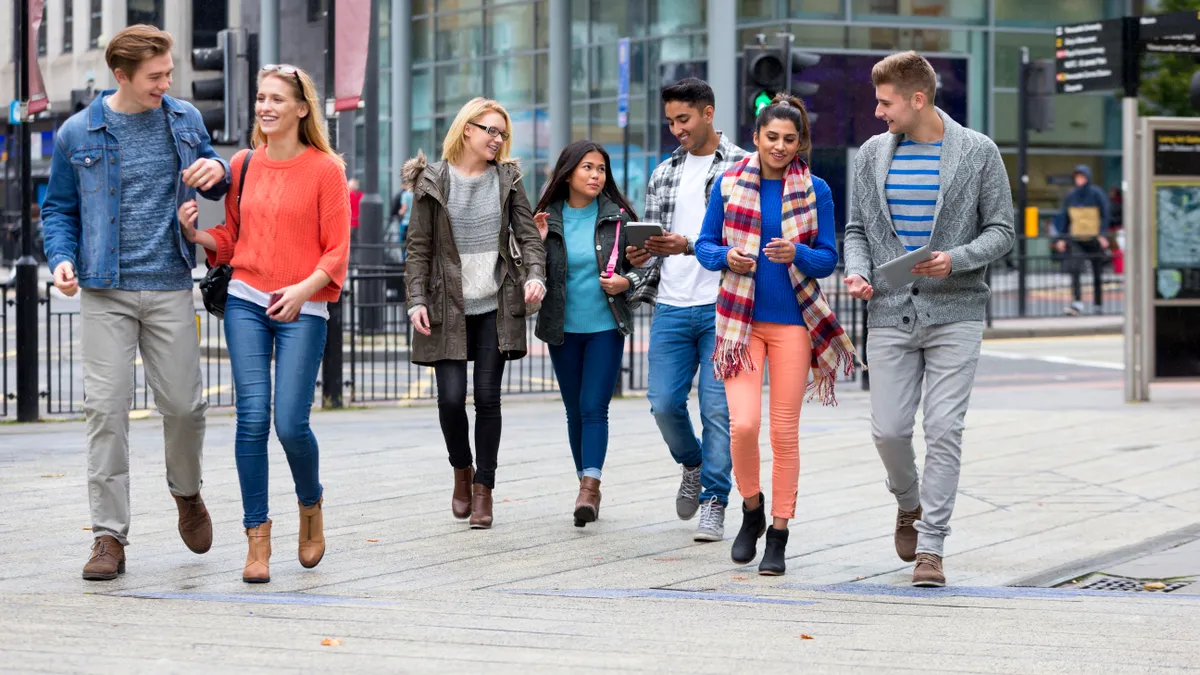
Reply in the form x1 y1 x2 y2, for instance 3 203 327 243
713 154 858 405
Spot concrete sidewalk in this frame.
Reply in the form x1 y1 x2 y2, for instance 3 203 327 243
1 375 1198 672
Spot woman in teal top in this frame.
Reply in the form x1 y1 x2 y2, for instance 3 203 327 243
533 140 650 527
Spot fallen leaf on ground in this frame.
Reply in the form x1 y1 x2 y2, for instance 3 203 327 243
732 576 748 581
40 473 65 478
799 634 815 640
366 539 379 543
321 638 342 647
1144 582 1167 591
81 527 92 531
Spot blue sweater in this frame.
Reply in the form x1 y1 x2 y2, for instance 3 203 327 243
563 200 617 334
696 176 837 326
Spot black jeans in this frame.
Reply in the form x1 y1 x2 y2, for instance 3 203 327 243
1066 238 1106 307
433 311 506 489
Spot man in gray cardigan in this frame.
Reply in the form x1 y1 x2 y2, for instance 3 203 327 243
843 52 1014 587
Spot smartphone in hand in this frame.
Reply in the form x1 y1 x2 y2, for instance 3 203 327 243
268 292 283 313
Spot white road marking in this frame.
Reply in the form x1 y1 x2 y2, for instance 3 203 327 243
980 349 1124 371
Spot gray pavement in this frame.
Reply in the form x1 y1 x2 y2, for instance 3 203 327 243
1 336 1199 672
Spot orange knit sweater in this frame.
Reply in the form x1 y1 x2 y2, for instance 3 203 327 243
206 146 351 302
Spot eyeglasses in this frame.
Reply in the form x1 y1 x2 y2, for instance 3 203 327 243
261 64 302 83
470 121 510 142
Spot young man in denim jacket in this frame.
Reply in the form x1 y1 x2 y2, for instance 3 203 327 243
42 25 231 581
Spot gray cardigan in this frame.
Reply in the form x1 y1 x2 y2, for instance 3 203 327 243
843 109 1015 330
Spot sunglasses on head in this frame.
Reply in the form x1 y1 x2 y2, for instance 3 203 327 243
261 64 302 83
470 121 510 142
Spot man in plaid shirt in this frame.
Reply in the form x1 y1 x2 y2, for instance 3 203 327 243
627 78 747 542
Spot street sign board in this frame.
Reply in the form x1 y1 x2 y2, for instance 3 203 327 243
617 38 630 129
1137 9 1200 42
8 101 20 125
1054 18 1124 94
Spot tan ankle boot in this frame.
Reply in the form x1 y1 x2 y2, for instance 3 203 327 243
243 520 272 583
298 499 325 568
452 467 474 519
574 477 602 527
469 484 493 529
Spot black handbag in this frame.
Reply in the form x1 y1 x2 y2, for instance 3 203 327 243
199 151 254 318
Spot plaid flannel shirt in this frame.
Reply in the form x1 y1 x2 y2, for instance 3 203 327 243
630 132 748 305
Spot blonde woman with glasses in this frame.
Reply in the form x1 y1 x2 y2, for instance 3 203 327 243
179 64 351 583
403 97 546 530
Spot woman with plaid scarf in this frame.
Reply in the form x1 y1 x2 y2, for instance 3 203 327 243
696 95 857 576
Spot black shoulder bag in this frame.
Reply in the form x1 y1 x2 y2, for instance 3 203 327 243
199 151 254 318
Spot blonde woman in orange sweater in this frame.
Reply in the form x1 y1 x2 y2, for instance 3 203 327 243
178 64 350 583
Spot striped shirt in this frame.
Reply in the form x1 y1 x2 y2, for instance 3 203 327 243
885 139 941 251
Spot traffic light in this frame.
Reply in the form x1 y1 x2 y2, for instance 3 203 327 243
191 29 237 144
70 88 96 113
1027 59 1056 133
741 35 821 125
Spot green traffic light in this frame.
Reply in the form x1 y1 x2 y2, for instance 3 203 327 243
754 91 773 115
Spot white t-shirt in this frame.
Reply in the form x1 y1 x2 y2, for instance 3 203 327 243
228 279 330 320
657 151 721 307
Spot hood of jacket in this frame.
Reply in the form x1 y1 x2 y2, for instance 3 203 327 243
1072 164 1093 186
402 150 522 204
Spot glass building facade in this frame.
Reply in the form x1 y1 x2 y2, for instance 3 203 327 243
361 0 1128 225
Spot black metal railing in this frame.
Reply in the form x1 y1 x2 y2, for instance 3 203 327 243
2 283 10 418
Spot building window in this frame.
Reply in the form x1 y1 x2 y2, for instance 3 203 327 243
308 0 327 23
128 0 165 28
63 1 74 54
38 6 48 57
89 0 103 49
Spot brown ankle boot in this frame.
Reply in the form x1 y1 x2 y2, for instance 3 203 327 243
243 520 272 584
174 492 213 554
452 467 475 519
82 536 126 581
574 477 602 527
469 484 493 529
298 499 325 569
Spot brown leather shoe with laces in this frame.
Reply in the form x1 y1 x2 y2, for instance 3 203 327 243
912 552 946 587
174 493 213 554
895 505 922 562
82 536 126 581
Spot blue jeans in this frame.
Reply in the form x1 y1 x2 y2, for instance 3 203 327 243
646 303 733 504
548 330 625 480
225 295 327 529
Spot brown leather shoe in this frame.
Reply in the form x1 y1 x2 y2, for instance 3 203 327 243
574 477 602 527
452 467 475 519
912 552 946 588
243 520 272 584
895 505 922 563
174 492 213 554
298 499 326 568
82 536 125 581
469 484 493 529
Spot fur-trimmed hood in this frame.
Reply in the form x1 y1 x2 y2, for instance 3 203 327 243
402 150 522 203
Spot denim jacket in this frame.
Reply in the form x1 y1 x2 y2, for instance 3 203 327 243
41 90 231 288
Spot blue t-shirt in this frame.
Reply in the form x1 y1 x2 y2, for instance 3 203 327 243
562 200 617 334
695 175 838 326
886 138 941 251
103 98 191 290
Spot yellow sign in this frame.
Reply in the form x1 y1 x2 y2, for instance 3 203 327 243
1024 207 1039 239
196 315 201 343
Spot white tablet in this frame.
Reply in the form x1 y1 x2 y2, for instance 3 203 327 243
875 245 934 288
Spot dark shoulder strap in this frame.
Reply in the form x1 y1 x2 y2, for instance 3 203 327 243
237 150 254 220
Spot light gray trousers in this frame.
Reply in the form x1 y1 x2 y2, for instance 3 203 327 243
866 320 982 557
81 289 208 545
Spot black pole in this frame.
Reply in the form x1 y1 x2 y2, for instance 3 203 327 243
359 0 384 333
15 0 39 422
321 0 344 409
1016 46 1029 319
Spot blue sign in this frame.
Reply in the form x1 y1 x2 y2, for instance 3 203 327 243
617 38 631 128
9 101 21 125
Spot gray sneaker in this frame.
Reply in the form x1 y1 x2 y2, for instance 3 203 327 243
694 497 725 542
676 465 702 520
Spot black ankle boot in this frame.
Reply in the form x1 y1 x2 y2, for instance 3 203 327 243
731 494 766 564
758 526 789 576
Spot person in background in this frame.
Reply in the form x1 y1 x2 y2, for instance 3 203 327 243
387 183 413 263
625 77 747 543
696 94 853 576
532 140 650 527
1053 166 1111 316
41 24 229 581
348 178 364 230
180 63 350 584
403 97 546 530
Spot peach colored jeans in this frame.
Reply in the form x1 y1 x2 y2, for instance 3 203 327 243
724 322 812 520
